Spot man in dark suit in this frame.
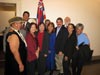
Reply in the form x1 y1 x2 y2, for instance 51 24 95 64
55 17 68 75
20 11 30 37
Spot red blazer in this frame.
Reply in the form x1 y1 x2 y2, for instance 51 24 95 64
25 32 37 62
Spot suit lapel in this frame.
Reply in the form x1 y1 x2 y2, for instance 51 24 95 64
56 26 63 38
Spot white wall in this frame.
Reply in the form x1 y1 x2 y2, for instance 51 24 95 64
0 0 100 56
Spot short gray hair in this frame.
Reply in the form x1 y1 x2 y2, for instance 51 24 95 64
76 23 84 30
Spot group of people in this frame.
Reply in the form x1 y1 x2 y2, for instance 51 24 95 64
4 11 91 75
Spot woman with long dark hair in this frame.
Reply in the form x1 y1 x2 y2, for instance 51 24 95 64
63 23 77 75
46 22 56 75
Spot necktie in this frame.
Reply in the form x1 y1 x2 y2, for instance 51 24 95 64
23 24 25 29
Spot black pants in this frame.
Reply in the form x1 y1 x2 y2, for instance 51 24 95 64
72 51 84 75
27 60 36 75
38 55 46 75
63 56 71 75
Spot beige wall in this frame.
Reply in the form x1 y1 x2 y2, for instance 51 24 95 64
0 0 100 56
0 0 21 16
0 11 15 32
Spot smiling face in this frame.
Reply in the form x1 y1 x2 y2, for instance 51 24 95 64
56 20 63 27
30 24 37 33
23 13 29 21
76 27 83 35
76 23 84 35
47 23 54 33
13 22 23 30
39 23 45 32
67 24 74 33
64 17 71 24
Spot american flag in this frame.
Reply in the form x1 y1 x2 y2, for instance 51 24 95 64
37 0 46 25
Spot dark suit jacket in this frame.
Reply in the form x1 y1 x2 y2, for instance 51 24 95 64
79 45 92 63
25 22 30 31
35 31 49 57
55 25 68 54
64 32 77 58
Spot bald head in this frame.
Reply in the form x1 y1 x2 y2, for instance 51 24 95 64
64 17 71 26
